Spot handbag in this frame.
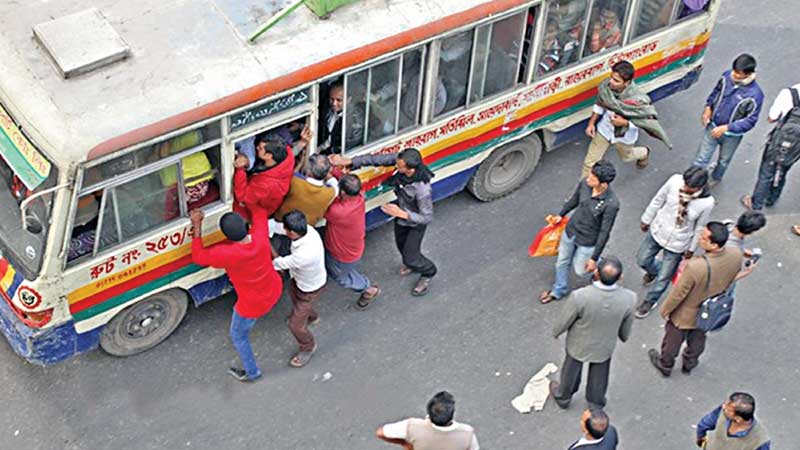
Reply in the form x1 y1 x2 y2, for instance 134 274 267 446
695 256 735 333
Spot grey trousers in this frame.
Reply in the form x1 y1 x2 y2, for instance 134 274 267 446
554 352 611 409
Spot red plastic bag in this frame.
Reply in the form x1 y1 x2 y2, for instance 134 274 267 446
528 215 569 257
671 259 688 285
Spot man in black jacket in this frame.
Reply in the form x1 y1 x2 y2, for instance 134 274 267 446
540 161 620 304
566 409 618 450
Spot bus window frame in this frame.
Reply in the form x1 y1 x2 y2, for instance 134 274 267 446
533 0 595 81
670 0 712 26
579 0 635 60
627 0 712 44
524 3 549 85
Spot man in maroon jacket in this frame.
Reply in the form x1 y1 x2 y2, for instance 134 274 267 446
233 135 295 221
324 174 380 309
190 205 282 382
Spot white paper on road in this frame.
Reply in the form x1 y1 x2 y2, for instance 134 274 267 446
511 362 558 413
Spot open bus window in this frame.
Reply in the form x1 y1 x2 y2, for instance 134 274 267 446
317 78 364 154
583 0 631 57
634 0 678 38
469 11 526 103
234 119 310 172
537 0 588 77
677 0 710 19
518 7 539 83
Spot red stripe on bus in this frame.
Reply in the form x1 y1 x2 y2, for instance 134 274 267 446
0 258 8 280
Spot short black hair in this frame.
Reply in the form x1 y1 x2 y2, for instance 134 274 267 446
398 148 424 169
598 256 623 286
729 392 756 421
219 212 249 242
733 54 757 74
612 61 635 82
707 221 729 248
585 410 610 439
306 154 331 181
258 134 288 164
427 391 456 427
683 166 709 189
339 174 362 196
736 211 766 235
283 210 308 236
592 160 617 184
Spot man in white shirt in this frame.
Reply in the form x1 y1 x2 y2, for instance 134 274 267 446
377 391 479 450
272 210 326 368
581 61 650 178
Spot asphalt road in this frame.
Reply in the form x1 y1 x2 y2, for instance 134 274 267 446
1 1 796 449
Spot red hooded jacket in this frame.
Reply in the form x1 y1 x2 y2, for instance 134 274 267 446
233 149 295 221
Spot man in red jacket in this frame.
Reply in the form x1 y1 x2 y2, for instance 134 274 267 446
190 205 282 382
233 134 294 221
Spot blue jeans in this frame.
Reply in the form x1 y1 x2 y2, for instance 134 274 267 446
551 230 595 299
325 253 371 292
637 231 684 305
693 124 744 181
751 153 792 210
230 310 261 379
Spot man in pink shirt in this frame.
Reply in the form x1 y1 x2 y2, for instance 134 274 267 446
324 174 380 309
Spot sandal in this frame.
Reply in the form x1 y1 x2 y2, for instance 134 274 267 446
539 290 559 304
399 266 413 276
355 285 381 310
289 344 317 368
792 225 800 236
411 276 432 297
740 194 753 211
636 146 651 170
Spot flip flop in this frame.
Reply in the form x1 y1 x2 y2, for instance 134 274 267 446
411 277 432 297
355 286 381 310
792 225 800 236
740 194 753 210
289 344 317 368
539 290 558 304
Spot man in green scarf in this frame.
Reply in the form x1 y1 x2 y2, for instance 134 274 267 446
582 60 672 178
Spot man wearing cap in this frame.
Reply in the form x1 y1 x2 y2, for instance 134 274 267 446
190 204 282 382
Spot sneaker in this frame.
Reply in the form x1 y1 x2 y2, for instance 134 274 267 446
228 367 262 382
642 273 657 286
648 349 671 377
635 301 657 319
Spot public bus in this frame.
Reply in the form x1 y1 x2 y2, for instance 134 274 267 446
0 0 718 364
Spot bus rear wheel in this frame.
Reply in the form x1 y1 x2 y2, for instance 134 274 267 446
467 134 542 201
100 289 189 357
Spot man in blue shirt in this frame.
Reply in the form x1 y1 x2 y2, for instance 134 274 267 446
696 392 770 450
693 54 764 187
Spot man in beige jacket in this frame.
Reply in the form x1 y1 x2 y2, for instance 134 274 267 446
648 222 742 376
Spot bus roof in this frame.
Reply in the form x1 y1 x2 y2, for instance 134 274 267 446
0 0 527 166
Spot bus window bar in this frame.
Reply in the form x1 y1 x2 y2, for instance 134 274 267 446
577 0 597 61
111 187 123 242
394 54 404 135
92 187 111 257
363 68 373 146
177 160 188 218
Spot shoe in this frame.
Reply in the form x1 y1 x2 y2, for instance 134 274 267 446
681 366 692 375
636 146 651 169
648 349 671 377
642 273 657 286
228 367 262 382
635 301 657 319
549 381 570 409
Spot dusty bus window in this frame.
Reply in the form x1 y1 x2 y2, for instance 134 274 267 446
634 0 678 37
343 71 368 152
583 0 631 57
435 30 473 118
479 12 526 101
398 49 426 131
538 0 589 77
366 57 400 144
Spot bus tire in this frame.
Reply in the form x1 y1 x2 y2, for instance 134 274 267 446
467 134 542 201
99 289 189 357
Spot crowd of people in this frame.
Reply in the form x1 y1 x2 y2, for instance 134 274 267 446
184 50 791 449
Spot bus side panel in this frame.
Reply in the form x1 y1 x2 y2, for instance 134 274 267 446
187 274 233 307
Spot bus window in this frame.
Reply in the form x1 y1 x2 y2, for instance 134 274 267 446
676 0 710 19
342 71 368 152
474 12 526 102
234 119 311 172
537 0 589 77
518 7 539 83
633 0 678 37
366 57 400 144
435 30 473 118
398 48 426 131
583 0 631 57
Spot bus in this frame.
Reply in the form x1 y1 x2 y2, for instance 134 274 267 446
0 0 718 364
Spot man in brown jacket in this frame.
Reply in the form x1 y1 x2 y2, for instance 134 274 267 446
648 221 742 376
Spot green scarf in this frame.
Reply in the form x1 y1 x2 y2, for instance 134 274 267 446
596 79 672 149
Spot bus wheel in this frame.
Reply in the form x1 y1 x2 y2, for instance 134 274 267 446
467 134 542 201
99 289 189 357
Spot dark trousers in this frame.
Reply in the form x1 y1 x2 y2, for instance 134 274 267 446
394 223 437 277
287 280 323 352
554 352 611 409
659 320 707 371
751 154 792 210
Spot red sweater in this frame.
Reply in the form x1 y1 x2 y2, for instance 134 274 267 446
233 149 294 221
191 206 282 318
324 194 366 263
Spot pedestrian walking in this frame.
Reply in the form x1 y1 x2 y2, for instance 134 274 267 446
635 167 714 319
190 206 282 382
581 60 671 177
648 222 742 376
693 54 764 188
540 161 619 304
330 148 437 296
567 409 618 450
696 392 770 450
741 82 800 211
549 256 635 410
271 210 327 368
726 211 766 296
376 391 479 450
323 174 381 309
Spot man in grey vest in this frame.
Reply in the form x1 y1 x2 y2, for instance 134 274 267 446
696 392 770 450
550 256 636 410
376 391 479 450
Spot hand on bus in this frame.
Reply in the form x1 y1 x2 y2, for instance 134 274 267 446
585 123 596 138
701 107 712 126
328 154 352 167
299 126 312 144
234 153 250 169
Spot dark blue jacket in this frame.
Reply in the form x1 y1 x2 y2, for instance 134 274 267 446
705 70 764 135
567 426 618 450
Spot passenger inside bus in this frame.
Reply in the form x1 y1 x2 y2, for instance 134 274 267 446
159 130 220 220
234 121 311 172
437 31 472 114
538 19 564 76
551 0 586 67
317 81 365 154
587 4 624 54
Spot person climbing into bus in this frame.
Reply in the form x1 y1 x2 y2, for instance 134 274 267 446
233 134 295 222
274 154 339 228
329 148 437 297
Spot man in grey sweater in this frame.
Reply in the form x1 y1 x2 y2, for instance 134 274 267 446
550 256 636 410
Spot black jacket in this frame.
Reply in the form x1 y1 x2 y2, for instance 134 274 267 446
567 426 618 450
559 179 620 261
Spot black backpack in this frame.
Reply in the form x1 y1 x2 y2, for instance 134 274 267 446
764 88 800 168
